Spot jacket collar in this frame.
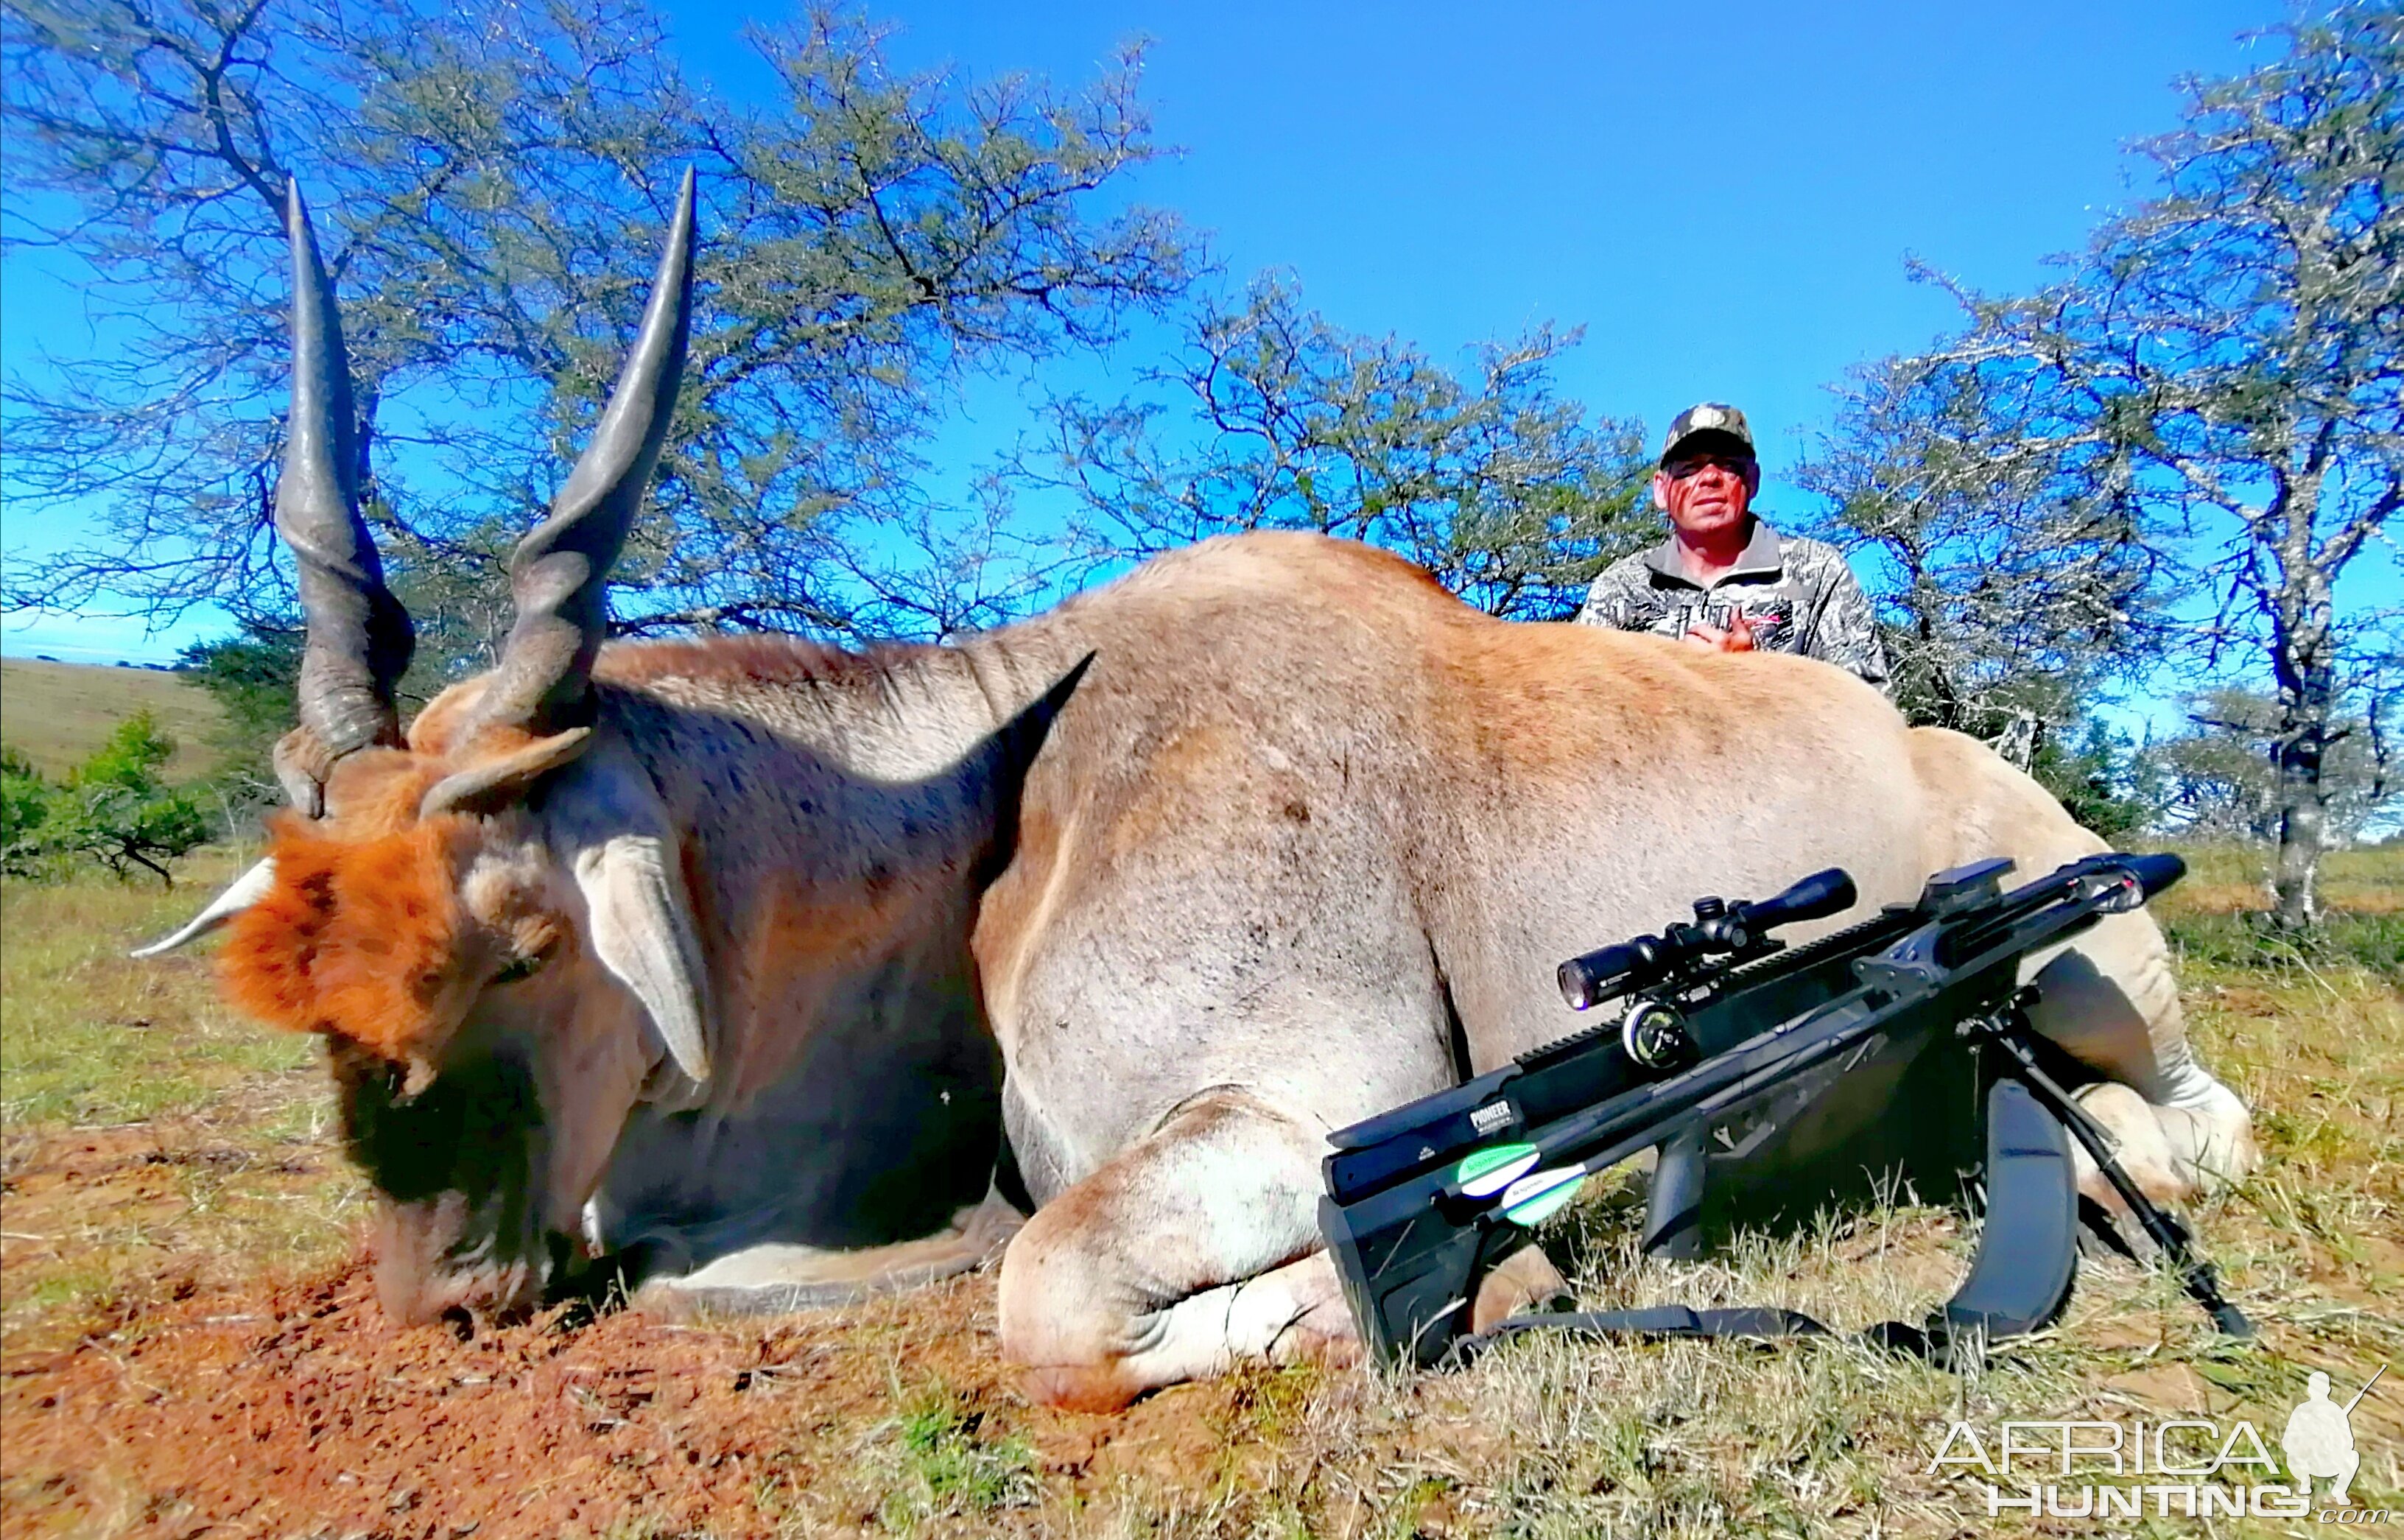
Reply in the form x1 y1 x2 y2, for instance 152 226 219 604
1642 517 1783 588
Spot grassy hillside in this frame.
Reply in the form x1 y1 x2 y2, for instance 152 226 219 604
0 658 226 781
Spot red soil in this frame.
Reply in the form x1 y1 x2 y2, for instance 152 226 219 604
0 1116 1363 1539
4 1260 1301 1538
11 1269 879 1535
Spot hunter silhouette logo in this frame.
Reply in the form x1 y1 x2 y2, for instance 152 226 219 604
2285 1365 2383 1504
1925 1361 2391 1522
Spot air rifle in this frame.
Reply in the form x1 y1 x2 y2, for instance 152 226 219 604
1319 852 2251 1369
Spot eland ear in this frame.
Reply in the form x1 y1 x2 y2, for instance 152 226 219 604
418 728 594 819
132 857 279 958
573 834 711 1088
1002 652 1092 780
968 652 1092 886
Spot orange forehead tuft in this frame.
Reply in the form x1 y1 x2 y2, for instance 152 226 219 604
317 748 447 833
219 812 479 1063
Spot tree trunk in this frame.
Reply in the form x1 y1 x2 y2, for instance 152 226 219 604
2271 709 2327 930
2268 530 2337 932
1994 709 2039 771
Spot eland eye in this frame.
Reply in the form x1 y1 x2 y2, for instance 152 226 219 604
492 946 552 985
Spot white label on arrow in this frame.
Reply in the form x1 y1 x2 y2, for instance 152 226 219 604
1498 1166 1587 1226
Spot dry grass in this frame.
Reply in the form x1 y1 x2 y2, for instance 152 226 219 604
0 842 2397 1537
0 658 226 780
2157 842 2403 976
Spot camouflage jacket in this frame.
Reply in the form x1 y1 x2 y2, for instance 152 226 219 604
1574 518 1891 692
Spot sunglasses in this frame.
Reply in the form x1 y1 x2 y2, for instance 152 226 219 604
1662 452 1757 481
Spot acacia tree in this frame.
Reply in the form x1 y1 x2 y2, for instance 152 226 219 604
1016 276 1655 621
1826 11 2402 926
2 0 1194 664
2148 685 2394 842
1797 354 2160 765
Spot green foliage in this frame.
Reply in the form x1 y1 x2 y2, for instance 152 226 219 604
1804 15 2402 926
2144 686 2395 846
175 613 500 820
1 745 57 876
2029 719 2157 841
177 621 303 818
3 0 1194 643
2151 842 2403 974
1022 275 1656 620
1799 360 2155 751
2157 906 2403 977
1 711 211 886
876 1382 1037 1532
178 625 301 758
73 709 179 794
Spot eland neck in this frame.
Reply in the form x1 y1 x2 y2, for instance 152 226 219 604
580 619 1084 1102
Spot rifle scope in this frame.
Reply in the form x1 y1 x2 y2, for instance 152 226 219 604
1557 866 1856 1010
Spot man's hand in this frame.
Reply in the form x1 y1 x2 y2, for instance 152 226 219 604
1684 612 1757 653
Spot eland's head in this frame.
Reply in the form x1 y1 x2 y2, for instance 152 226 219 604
141 174 706 1324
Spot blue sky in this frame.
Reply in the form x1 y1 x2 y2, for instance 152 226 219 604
0 1 2296 662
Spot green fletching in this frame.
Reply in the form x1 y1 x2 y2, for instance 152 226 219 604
1455 1143 1540 1198
1500 1167 1586 1226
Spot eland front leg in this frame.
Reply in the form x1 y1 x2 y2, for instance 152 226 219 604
996 1086 1356 1410
997 1085 1568 1408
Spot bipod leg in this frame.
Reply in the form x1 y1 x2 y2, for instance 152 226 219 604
1967 992 2253 1340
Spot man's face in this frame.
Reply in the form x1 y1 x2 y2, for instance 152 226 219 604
1652 446 1760 542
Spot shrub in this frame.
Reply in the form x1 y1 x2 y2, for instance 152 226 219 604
2030 720 2156 841
1 711 211 885
1 745 63 879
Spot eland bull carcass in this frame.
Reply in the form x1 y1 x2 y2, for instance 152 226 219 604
150 183 2256 1411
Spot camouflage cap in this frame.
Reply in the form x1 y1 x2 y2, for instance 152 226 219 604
1659 403 1755 465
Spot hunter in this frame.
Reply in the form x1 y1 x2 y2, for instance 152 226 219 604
1578 402 1891 691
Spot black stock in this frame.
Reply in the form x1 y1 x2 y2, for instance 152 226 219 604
1321 851 2252 1371
1453 1077 2080 1366
276 182 414 809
